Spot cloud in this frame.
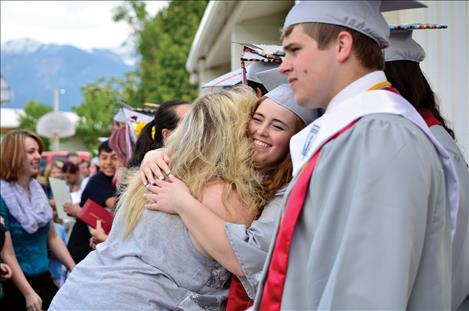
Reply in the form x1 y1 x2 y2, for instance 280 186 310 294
1 1 168 50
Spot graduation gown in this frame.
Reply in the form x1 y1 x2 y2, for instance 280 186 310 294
225 187 286 299
430 125 469 310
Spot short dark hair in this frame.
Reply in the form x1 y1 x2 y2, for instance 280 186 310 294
247 80 268 96
98 140 113 155
283 23 384 71
62 161 79 174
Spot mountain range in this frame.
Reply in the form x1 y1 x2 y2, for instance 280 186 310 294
1 38 135 111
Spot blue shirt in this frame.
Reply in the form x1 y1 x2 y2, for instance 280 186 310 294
0 196 50 277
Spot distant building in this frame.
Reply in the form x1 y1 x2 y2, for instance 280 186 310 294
187 0 468 161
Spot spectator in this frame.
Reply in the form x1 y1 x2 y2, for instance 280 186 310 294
65 152 81 166
89 157 99 177
0 130 75 311
63 141 117 264
61 161 88 205
38 160 64 202
78 160 90 178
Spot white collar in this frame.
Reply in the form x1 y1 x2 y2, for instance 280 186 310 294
327 71 388 112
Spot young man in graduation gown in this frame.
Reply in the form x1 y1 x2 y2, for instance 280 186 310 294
253 1 459 310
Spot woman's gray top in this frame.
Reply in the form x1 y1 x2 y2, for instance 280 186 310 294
225 187 285 299
49 206 230 310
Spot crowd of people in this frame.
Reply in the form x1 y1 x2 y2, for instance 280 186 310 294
1 1 468 310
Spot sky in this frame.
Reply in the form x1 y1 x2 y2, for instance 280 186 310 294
1 1 168 51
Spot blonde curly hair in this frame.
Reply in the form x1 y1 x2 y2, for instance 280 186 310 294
122 86 266 238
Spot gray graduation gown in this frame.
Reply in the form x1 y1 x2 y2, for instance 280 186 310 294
225 188 285 299
430 125 469 310
254 114 452 310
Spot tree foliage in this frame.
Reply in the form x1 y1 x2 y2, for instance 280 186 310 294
114 0 207 105
17 100 53 149
74 77 128 151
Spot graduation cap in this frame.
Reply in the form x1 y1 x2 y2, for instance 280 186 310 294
385 23 448 63
201 67 244 92
265 84 320 125
238 43 284 85
256 67 288 92
284 1 390 48
380 0 427 12
113 104 154 144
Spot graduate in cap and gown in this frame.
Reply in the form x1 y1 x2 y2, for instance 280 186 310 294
384 23 469 310
253 1 459 310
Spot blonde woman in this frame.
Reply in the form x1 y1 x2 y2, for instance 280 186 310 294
49 87 266 310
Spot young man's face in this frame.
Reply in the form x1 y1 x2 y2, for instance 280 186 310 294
280 25 337 108
98 150 117 177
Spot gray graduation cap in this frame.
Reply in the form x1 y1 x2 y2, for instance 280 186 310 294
284 1 390 48
256 67 288 92
246 62 278 84
385 23 448 63
265 84 319 125
380 0 427 12
201 68 244 90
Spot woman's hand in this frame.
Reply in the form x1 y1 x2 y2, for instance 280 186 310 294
25 291 42 311
139 149 171 186
63 202 80 217
144 175 193 214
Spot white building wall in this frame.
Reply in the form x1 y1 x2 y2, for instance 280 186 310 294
385 1 469 161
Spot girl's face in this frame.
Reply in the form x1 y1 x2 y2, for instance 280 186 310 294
21 137 42 178
248 99 300 171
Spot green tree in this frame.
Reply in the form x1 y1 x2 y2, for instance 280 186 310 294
114 0 207 105
17 100 52 150
74 77 124 151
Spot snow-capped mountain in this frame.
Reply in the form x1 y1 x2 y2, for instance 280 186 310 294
1 38 136 111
